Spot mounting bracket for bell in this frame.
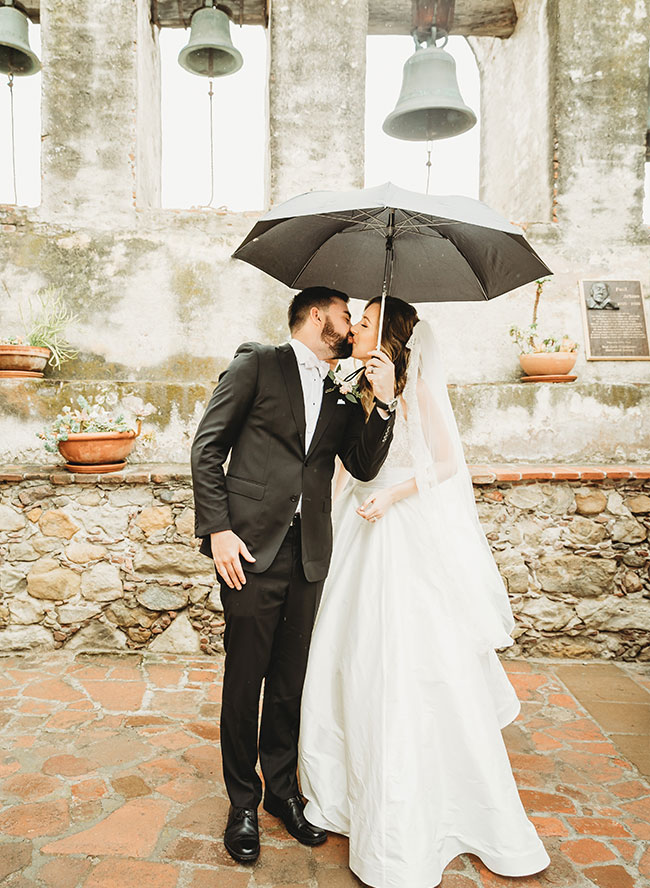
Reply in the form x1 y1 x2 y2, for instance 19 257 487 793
411 0 455 46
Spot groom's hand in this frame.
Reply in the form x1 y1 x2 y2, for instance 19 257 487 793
365 349 395 405
210 530 256 590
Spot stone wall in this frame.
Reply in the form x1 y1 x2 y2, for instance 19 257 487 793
1 466 649 660
0 468 220 657
474 474 650 661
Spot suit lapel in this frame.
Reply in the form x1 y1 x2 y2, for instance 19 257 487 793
277 343 306 451
307 381 338 458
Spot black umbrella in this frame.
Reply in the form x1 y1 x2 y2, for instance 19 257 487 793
233 182 551 346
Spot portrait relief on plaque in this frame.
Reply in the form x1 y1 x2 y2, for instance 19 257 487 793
580 280 650 361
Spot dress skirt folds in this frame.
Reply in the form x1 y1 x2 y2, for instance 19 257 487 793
298 469 550 888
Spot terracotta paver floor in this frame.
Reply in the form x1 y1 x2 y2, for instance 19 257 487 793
0 653 649 888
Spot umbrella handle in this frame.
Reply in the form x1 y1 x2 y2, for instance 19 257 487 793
376 285 387 351
376 211 396 350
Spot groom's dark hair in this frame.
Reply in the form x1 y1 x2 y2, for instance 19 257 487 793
288 287 349 332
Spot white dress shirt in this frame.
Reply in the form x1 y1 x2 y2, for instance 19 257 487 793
289 338 330 512
289 338 330 452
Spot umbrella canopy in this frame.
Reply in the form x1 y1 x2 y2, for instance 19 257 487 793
232 182 551 304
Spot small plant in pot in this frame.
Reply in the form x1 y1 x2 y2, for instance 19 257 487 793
0 284 78 378
509 278 579 381
38 393 157 473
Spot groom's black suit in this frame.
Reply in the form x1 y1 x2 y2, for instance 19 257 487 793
191 341 394 808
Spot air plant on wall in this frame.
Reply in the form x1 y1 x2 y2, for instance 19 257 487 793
0 282 78 374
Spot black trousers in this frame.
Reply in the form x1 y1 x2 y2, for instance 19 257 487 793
219 520 323 809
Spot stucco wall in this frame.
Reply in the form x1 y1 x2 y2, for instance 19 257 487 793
2 0 650 464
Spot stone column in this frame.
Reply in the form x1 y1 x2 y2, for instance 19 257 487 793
267 0 369 206
549 0 649 241
471 0 649 240
40 0 161 227
470 0 554 225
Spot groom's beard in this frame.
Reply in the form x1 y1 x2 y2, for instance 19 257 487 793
321 319 353 359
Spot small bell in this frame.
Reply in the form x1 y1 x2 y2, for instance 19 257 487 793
178 4 243 78
383 42 476 142
0 2 41 77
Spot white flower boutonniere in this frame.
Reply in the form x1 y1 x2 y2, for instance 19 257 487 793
325 365 362 404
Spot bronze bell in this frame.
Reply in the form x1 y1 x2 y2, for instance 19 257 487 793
0 2 41 77
383 43 476 142
178 4 243 78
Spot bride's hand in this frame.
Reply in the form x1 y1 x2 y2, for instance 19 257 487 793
357 489 394 522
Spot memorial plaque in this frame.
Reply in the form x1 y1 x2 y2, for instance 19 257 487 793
580 280 650 360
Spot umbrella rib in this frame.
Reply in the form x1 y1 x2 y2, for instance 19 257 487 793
317 208 387 228
395 217 466 232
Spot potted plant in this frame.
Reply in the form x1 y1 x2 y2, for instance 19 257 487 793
37 393 157 473
0 284 78 378
509 278 579 380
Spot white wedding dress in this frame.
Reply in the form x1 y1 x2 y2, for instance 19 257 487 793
298 323 550 888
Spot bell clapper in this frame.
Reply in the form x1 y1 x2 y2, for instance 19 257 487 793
7 72 17 204
425 140 433 194
206 76 215 208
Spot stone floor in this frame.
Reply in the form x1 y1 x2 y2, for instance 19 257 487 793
0 654 649 888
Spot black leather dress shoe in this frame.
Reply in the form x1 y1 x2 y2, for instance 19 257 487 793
263 791 327 846
224 806 259 863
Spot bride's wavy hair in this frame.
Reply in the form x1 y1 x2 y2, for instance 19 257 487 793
359 296 419 416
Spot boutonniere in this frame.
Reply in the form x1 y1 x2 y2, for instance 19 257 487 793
325 365 362 404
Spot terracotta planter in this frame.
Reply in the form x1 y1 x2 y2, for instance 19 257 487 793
0 344 51 376
519 352 577 377
57 424 140 472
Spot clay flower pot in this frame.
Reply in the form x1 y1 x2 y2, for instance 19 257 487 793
519 352 577 377
0 344 51 377
57 422 141 473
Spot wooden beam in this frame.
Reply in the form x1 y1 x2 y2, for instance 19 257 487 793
151 1 268 29
369 0 516 37
20 1 515 36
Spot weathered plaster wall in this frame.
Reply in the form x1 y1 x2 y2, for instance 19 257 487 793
549 0 650 241
1 376 650 467
421 236 650 386
470 0 554 223
1 207 649 464
1 0 650 468
468 0 650 395
267 0 369 204
40 0 161 226
136 0 162 209
471 0 650 237
0 210 287 378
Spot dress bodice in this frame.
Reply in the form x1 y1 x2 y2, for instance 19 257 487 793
370 401 414 487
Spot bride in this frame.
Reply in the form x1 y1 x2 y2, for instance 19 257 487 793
298 296 550 888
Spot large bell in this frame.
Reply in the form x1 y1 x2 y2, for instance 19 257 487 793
383 44 476 142
178 5 243 78
0 3 41 77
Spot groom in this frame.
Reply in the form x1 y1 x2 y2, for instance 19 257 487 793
191 286 396 863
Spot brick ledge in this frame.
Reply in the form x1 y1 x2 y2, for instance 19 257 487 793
1 463 650 485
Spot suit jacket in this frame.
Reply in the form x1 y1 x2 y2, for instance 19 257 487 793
191 341 395 582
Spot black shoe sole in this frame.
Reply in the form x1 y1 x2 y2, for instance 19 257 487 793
223 836 259 863
262 801 328 846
